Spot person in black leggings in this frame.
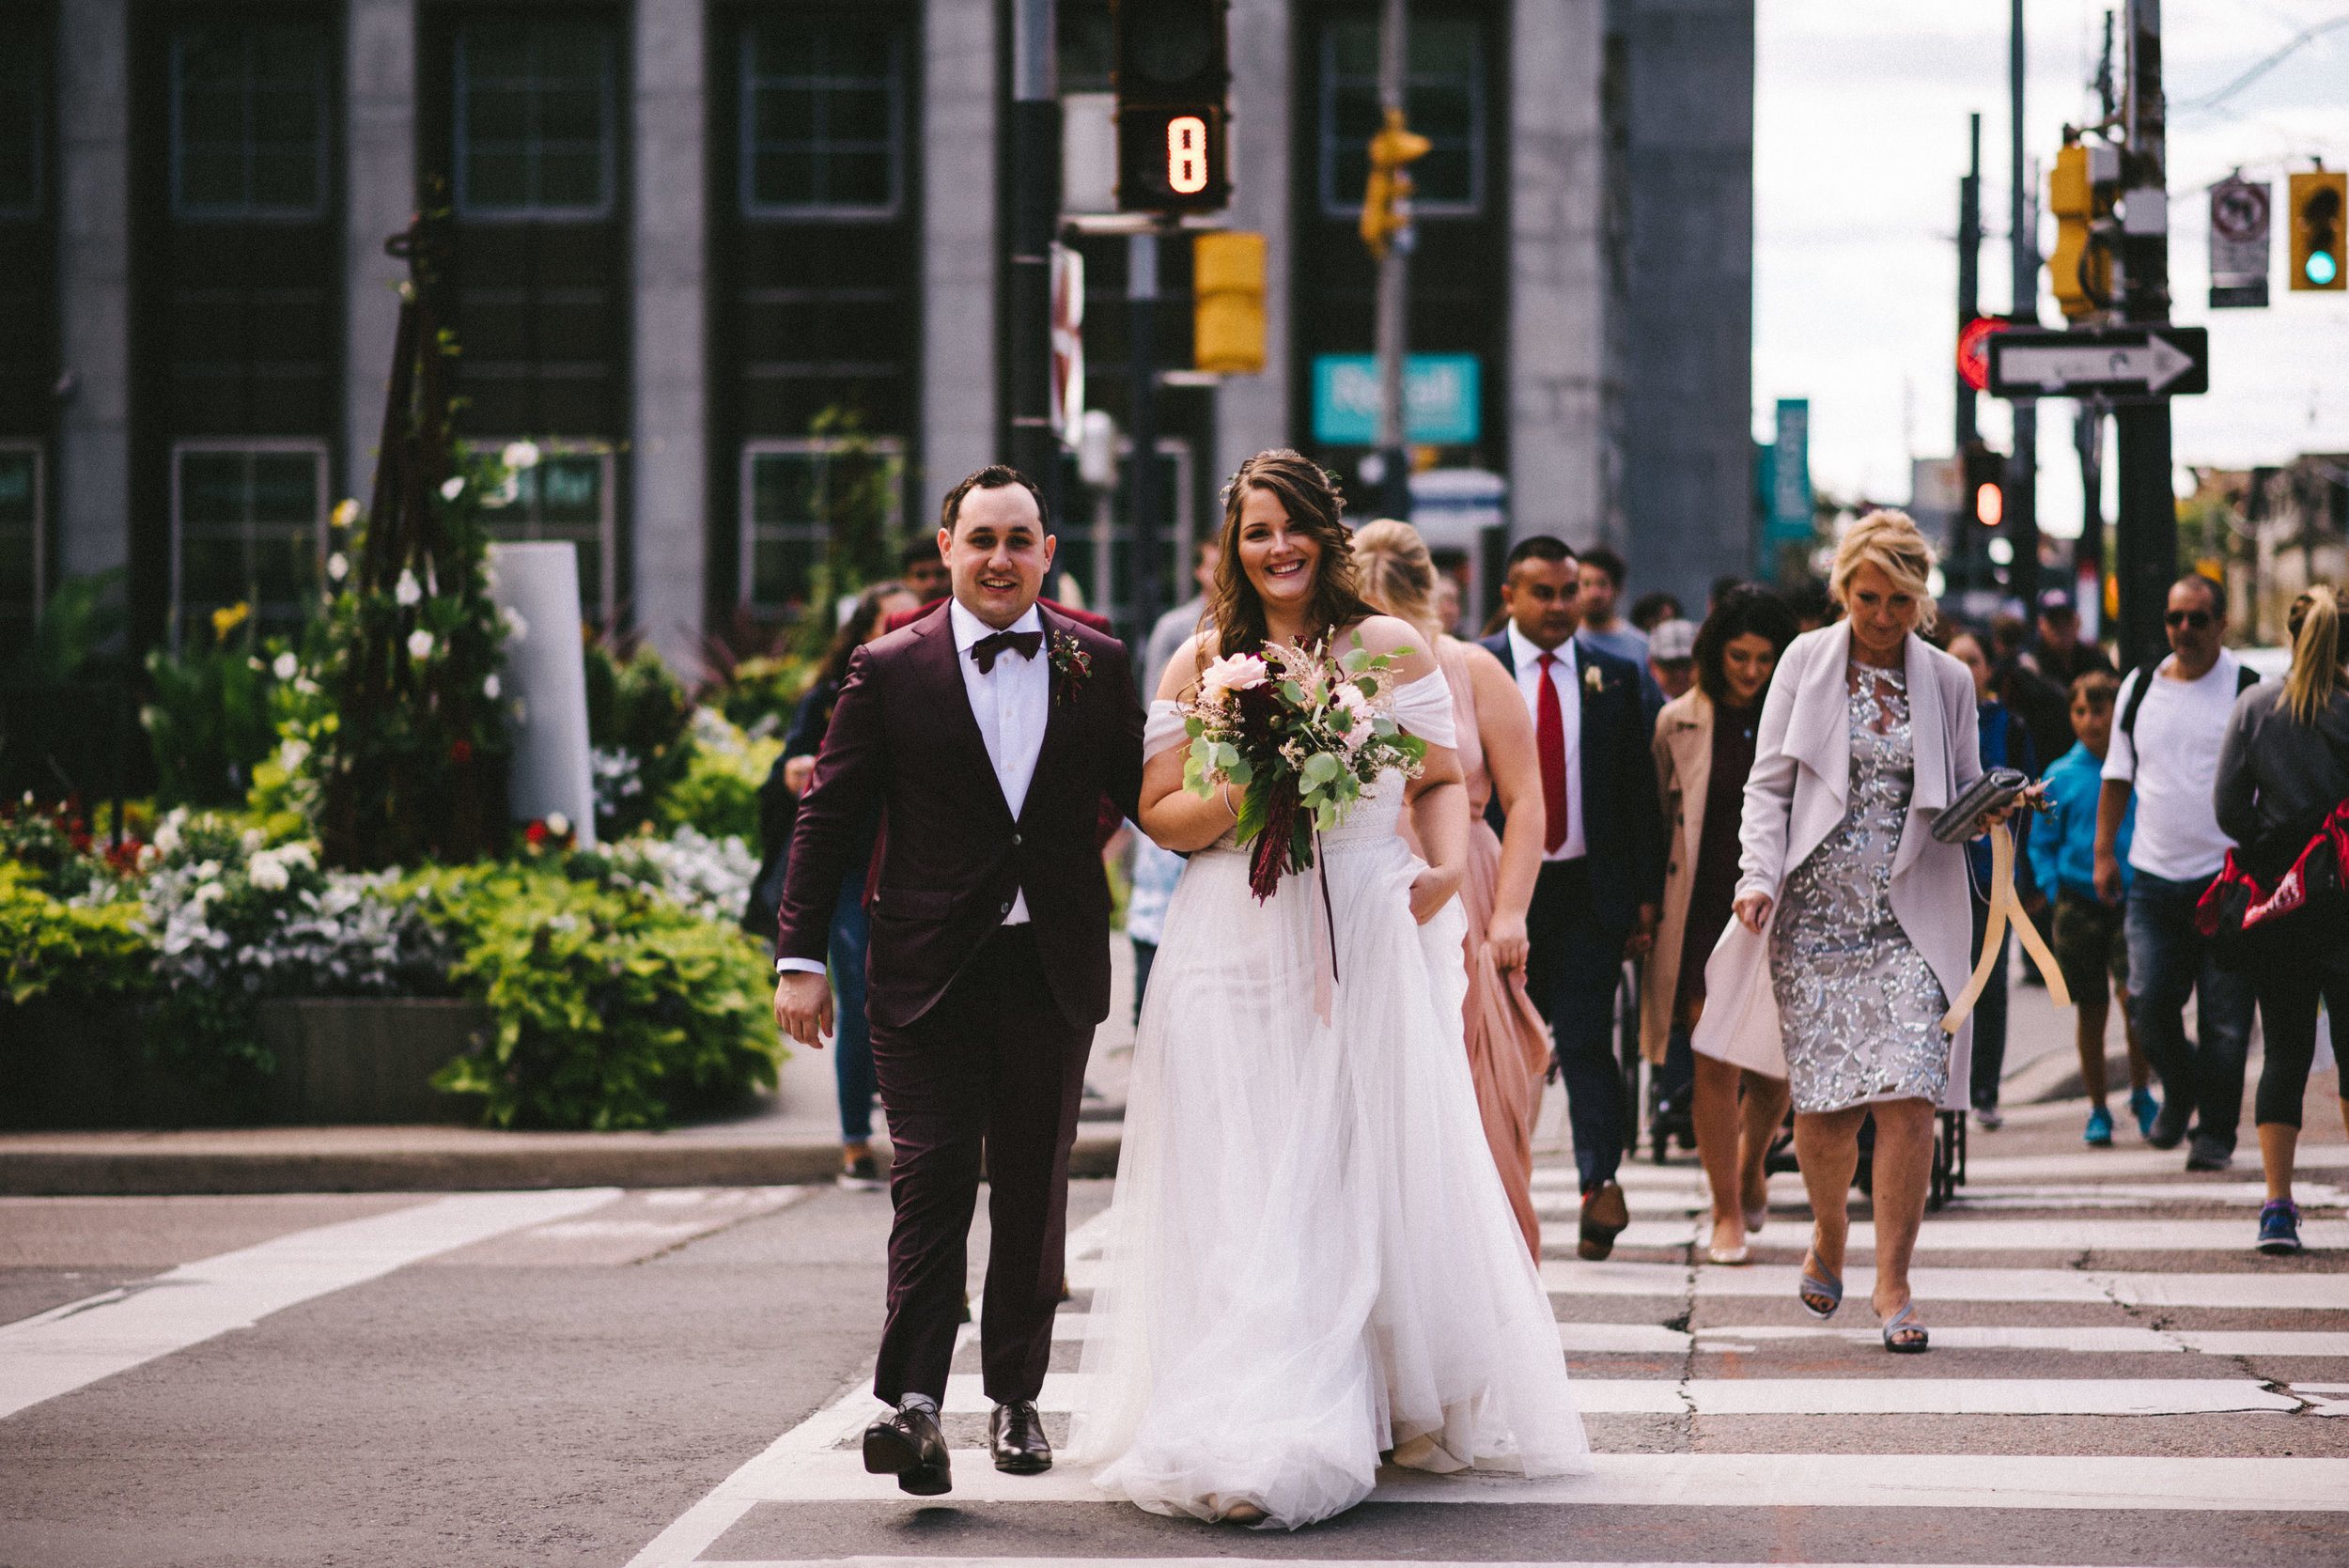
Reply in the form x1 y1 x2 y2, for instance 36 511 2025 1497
2213 585 2349 1255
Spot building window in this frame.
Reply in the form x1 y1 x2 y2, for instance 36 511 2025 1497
474 441 615 621
1317 15 1484 219
739 16 904 218
0 442 39 656
170 442 327 643
170 22 329 220
0 32 40 218
739 438 904 616
456 20 614 219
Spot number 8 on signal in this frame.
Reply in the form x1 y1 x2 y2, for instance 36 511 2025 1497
1166 116 1208 196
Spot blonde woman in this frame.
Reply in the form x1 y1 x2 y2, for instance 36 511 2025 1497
1702 510 2026 1353
1352 519 1553 1261
2214 585 2349 1255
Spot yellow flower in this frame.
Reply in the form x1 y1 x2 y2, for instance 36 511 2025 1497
330 499 361 529
211 602 250 641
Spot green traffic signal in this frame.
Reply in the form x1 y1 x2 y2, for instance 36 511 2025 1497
2311 250 2341 287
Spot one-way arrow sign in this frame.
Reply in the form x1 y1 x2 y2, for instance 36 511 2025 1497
1985 325 2209 398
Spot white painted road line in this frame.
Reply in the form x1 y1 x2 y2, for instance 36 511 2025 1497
0 1187 621 1421
1539 1259 2349 1309
1532 1217 2349 1251
1963 1144 2349 1181
693 1561 2239 1568
1689 1325 2349 1357
686 1448 2349 1509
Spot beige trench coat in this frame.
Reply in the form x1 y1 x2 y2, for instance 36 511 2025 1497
1640 688 1715 1063
1690 622 1983 1110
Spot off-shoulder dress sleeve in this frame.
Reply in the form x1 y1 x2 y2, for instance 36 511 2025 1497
1387 669 1458 749
1144 699 1190 760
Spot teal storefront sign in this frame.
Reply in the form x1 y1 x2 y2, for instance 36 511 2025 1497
1310 354 1481 445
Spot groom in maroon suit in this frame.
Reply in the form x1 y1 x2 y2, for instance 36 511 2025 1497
773 465 1145 1496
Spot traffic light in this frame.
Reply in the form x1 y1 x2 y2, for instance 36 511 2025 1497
1957 441 2009 593
2289 167 2346 291
1113 0 1231 214
1359 108 1431 258
2048 138 2119 321
1965 442 2007 531
1191 230 1265 374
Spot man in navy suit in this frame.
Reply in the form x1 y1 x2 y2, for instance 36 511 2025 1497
1482 536 1665 1259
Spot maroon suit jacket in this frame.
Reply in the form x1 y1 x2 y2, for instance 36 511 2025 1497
775 599 1146 1032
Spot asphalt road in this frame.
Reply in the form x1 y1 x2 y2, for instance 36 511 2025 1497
3 1016 2343 1566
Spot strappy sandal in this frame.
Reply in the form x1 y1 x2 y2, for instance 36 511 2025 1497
1798 1248 1843 1320
1881 1299 1930 1354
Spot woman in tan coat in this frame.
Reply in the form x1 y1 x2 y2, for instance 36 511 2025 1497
1645 586 1798 1265
1354 520 1554 1260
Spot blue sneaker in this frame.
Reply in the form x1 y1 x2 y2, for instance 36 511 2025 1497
2257 1200 2303 1255
2084 1106 2114 1146
2130 1087 2160 1140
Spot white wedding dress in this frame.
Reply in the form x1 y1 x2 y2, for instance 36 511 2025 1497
1069 672 1591 1529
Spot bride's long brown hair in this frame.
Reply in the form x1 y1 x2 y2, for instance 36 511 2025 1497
1205 450 1377 666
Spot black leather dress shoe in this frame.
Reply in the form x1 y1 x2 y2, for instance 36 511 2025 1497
988 1399 1052 1474
863 1401 952 1496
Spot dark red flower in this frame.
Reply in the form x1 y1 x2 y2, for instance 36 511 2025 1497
525 820 548 846
450 738 474 763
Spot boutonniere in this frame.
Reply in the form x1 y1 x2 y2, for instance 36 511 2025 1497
1583 663 1606 695
1050 631 1092 706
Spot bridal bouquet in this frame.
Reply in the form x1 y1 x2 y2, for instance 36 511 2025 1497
1178 637 1428 902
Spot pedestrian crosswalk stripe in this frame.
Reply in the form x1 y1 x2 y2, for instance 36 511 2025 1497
0 1188 623 1421
688 1561 2243 1568
1532 1145 2349 1188
1595 1181 2345 1213
1528 1216 2349 1250
1535 1259 2349 1309
1038 1318 2349 1357
933 1371 2311 1418
640 1444 2349 1514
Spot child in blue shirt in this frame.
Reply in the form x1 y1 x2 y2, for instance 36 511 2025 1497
2029 670 2157 1145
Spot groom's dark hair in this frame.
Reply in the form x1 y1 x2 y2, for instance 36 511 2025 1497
941 465 1051 536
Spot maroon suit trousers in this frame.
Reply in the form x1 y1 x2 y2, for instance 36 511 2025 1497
869 924 1091 1408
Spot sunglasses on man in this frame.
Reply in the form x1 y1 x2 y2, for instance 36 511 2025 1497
2164 609 2214 629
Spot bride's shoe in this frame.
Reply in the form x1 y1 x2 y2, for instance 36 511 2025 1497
1212 1498 1268 1525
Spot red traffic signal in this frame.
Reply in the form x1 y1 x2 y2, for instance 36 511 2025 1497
1963 442 2007 527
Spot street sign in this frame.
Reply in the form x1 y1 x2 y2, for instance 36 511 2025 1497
1311 354 1480 444
1767 399 1812 543
1984 325 2208 399
1956 316 2008 392
2209 177 2270 309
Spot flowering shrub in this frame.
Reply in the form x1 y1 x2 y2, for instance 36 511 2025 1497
656 708 783 845
418 863 778 1129
0 864 151 1004
584 638 694 838
604 824 758 925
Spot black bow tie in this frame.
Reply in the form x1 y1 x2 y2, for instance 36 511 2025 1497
970 629 1042 675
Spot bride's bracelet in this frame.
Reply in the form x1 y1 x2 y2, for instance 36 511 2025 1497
1219 783 1237 819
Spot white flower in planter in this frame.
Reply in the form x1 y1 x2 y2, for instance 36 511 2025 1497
545 811 571 838
279 737 310 773
331 499 361 530
241 828 265 854
483 673 501 699
395 568 422 606
326 551 349 582
248 851 289 892
502 440 541 472
502 605 528 644
154 816 182 855
408 629 435 660
440 476 465 501
272 651 299 680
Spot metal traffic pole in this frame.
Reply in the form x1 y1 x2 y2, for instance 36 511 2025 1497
1009 0 1064 523
1373 0 1413 521
2112 0 2176 669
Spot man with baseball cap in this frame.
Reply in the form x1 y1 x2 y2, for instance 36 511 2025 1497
2029 587 2114 689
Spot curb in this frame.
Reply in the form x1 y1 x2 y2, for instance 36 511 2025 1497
0 1129 1122 1196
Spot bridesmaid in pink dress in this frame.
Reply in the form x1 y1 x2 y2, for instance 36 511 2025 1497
1353 520 1554 1259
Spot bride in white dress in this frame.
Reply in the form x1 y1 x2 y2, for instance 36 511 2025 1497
1069 451 1590 1529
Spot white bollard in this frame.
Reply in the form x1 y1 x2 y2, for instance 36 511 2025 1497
486 541 596 846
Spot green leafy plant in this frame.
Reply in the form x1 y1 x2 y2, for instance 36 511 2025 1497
655 709 782 845
585 636 695 837
422 865 780 1129
0 864 152 1005
140 603 285 807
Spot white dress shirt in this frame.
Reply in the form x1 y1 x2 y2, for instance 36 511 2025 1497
777 599 1052 979
1506 622 1588 862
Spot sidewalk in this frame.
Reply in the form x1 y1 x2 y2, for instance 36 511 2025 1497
5 940 2327 1195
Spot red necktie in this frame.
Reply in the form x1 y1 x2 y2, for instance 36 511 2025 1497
1536 651 1569 853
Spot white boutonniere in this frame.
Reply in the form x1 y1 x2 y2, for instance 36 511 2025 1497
1584 663 1606 695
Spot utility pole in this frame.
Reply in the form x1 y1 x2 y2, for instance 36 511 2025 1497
1953 113 1982 596
2113 0 2174 668
1373 0 1412 520
2075 396 2107 634
1008 0 1063 522
1128 231 1162 641
2008 0 2041 612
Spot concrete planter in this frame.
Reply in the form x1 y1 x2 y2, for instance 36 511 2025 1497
256 999 487 1125
0 998 487 1128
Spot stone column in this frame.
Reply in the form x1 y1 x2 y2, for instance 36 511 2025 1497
344 0 415 509
1213 0 1292 490
1506 0 1608 548
57 0 131 578
630 0 708 673
920 0 997 505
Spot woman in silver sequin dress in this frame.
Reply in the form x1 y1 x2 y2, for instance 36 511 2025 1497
1711 512 2025 1355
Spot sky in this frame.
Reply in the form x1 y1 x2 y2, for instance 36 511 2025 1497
1753 0 2349 537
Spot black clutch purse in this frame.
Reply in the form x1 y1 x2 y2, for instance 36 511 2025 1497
1932 768 2032 845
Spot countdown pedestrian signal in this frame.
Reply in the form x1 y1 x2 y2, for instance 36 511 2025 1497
1114 0 1231 213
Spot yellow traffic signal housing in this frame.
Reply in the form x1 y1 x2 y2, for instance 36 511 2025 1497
2048 140 2117 321
2289 168 2346 290
1192 230 1266 374
1358 108 1430 258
